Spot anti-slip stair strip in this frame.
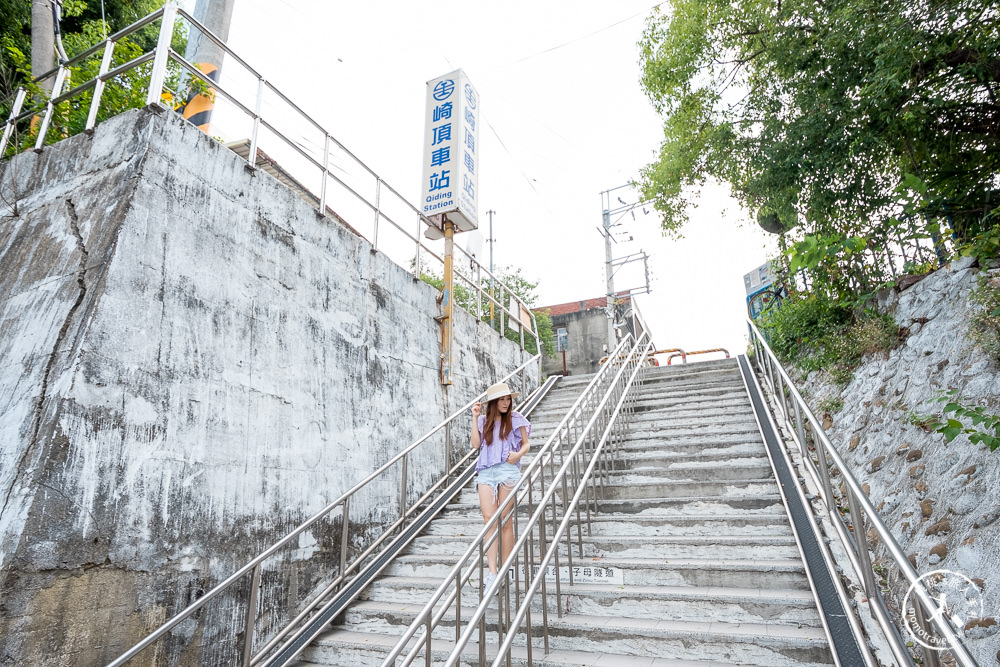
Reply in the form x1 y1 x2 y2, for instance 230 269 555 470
737 355 866 666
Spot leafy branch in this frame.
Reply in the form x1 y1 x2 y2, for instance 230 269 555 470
915 389 1000 452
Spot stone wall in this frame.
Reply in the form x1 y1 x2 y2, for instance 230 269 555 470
0 106 537 666
797 257 1000 664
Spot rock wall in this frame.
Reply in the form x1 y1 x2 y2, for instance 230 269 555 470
0 106 537 666
798 257 1000 664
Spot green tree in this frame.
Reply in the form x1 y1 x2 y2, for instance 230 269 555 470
1 0 166 102
419 264 556 358
638 0 1000 297
1 0 187 155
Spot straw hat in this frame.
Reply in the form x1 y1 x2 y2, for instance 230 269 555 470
484 382 519 402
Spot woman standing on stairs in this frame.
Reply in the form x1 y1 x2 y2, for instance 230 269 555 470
470 382 531 593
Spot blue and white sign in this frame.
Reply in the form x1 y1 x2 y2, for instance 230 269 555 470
421 69 480 239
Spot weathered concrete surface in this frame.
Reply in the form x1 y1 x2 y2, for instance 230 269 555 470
0 106 536 666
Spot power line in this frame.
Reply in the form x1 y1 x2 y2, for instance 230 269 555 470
499 2 666 66
482 111 560 224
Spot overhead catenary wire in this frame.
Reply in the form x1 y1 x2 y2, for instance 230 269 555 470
497 2 667 66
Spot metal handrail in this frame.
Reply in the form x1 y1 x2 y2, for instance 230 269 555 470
382 331 651 666
450 333 652 666
105 353 540 667
747 319 979 667
0 5 540 355
255 377 557 666
381 332 631 665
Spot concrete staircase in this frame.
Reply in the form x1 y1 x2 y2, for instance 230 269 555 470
294 360 834 666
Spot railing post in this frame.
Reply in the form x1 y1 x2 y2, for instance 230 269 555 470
145 4 176 106
338 498 350 590
0 88 27 157
241 564 262 666
249 77 264 169
444 420 452 476
845 487 879 601
792 396 808 460
372 178 382 251
911 598 944 667
86 40 116 130
413 216 422 279
475 264 482 319
33 66 68 151
319 133 331 212
811 425 835 511
774 368 788 422
399 452 408 517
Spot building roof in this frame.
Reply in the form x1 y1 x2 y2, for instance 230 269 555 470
535 293 631 317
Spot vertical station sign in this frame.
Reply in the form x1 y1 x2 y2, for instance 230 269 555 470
420 69 480 239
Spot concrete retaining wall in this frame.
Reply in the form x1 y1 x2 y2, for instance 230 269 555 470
0 106 536 666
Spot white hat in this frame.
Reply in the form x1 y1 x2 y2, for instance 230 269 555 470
484 382 519 402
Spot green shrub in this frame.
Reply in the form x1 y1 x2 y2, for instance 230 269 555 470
818 396 844 413
969 273 1000 361
759 292 900 381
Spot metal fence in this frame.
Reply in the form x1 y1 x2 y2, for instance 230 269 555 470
747 319 979 667
0 4 539 353
105 354 540 666
381 330 652 666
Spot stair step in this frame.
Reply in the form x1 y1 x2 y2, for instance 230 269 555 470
291 360 836 667
383 555 811 590
296 629 727 666
361 576 822 627
423 513 793 537
314 606 830 666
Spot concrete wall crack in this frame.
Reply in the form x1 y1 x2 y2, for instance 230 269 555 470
0 198 89 523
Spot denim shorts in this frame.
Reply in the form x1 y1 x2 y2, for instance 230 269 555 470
477 462 520 502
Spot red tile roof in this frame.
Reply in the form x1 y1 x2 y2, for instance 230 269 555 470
535 294 631 317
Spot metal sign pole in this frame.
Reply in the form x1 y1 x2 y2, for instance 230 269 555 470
441 218 455 385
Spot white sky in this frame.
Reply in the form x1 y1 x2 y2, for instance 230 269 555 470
188 0 779 357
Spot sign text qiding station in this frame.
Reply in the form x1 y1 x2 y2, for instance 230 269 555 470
420 69 480 239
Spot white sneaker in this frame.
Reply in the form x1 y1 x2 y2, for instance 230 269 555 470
483 571 497 594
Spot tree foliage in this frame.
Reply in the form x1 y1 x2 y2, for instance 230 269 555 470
1 1 189 155
1 0 167 102
638 0 1000 294
420 264 556 358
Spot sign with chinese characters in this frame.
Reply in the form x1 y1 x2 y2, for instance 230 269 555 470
522 564 624 585
420 69 480 239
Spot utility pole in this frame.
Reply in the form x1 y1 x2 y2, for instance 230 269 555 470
31 1 55 96
600 185 654 353
181 0 238 132
602 208 616 354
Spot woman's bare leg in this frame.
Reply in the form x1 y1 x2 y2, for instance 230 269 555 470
478 483 500 574
496 480 518 570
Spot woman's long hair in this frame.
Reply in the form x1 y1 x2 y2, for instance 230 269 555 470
483 398 513 446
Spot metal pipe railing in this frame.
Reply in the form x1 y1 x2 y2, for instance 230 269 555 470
447 335 651 667
380 333 635 666
746 319 979 667
105 353 539 667
380 332 651 666
0 5 541 358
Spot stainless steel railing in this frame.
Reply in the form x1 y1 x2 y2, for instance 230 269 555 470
747 319 979 667
0 5 540 354
105 354 540 667
381 331 652 666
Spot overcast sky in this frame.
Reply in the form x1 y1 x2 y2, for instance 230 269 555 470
192 0 779 356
